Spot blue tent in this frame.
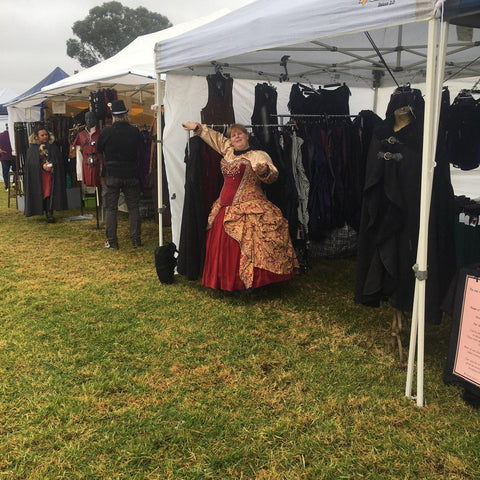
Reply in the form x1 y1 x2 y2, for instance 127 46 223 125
6 67 69 107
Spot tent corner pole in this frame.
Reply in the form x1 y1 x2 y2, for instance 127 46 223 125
155 71 164 247
405 16 448 407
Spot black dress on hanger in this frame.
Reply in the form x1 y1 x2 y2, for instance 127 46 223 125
250 82 287 214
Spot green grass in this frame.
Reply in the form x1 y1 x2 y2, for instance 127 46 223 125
0 190 479 479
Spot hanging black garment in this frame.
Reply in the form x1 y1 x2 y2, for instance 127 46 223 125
288 83 314 115
318 84 351 116
278 132 300 241
342 122 364 232
305 124 332 240
250 82 287 213
287 83 351 116
354 116 456 324
24 141 68 217
201 73 235 126
251 83 278 143
177 136 222 280
352 110 383 231
446 92 480 171
326 123 349 229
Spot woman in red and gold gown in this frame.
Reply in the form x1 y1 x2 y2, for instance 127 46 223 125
182 121 298 291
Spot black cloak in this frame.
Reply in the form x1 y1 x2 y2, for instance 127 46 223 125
354 115 456 324
24 140 68 217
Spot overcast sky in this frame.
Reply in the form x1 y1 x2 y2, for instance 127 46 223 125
0 0 254 96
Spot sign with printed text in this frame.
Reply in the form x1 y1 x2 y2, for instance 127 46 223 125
453 275 480 387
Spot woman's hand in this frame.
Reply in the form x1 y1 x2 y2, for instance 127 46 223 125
254 162 270 178
182 121 199 131
42 162 53 173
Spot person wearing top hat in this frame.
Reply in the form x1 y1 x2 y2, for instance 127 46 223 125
97 99 142 250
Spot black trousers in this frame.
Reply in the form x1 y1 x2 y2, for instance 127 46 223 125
1 160 16 189
103 176 141 246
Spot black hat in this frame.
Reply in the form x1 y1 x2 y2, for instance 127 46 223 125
110 99 128 115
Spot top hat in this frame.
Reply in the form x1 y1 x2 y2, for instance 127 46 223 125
110 99 128 115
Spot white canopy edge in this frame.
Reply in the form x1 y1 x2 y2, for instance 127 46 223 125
155 0 437 74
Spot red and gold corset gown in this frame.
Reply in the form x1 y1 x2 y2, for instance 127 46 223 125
202 157 297 291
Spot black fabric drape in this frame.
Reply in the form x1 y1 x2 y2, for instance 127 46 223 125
355 115 456 324
177 136 222 280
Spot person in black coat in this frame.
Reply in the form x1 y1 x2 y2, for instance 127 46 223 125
97 99 142 250
24 125 68 222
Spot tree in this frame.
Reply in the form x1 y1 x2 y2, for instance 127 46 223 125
67 1 172 68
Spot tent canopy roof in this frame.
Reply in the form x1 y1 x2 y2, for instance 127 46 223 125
6 9 231 111
154 0 480 89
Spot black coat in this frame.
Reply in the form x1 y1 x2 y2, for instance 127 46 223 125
24 141 68 217
354 116 456 324
177 136 223 281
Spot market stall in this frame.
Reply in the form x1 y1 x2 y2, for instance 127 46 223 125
153 0 480 406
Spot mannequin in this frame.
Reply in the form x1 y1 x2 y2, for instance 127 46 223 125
393 105 414 131
355 86 456 364
391 104 414 364
73 111 103 187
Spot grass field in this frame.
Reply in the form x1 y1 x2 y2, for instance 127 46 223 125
0 189 479 479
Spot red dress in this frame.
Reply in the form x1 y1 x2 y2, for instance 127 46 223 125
202 153 296 291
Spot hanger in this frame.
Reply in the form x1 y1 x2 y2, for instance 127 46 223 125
279 55 290 83
258 71 275 88
297 82 322 97
458 89 474 98
211 62 230 80
299 75 315 91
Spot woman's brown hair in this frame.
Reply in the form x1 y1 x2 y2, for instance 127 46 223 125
226 123 248 138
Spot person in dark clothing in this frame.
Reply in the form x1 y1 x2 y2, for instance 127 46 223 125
24 125 68 222
97 99 142 250
0 126 16 191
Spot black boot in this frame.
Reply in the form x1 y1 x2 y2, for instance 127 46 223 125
45 211 55 223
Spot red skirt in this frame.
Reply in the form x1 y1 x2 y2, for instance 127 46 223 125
202 206 295 291
41 170 53 199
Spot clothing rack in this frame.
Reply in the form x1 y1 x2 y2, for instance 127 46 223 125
275 113 361 128
202 113 360 131
205 123 288 130
276 114 359 119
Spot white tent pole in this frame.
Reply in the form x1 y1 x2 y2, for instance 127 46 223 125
416 17 438 407
432 20 449 152
155 71 164 247
405 17 437 407
405 16 449 407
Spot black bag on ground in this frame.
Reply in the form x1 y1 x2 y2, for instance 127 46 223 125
154 242 178 284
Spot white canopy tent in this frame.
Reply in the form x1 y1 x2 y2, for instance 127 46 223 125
6 8 232 112
154 0 480 407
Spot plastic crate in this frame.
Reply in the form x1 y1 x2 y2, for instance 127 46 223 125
83 196 96 208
